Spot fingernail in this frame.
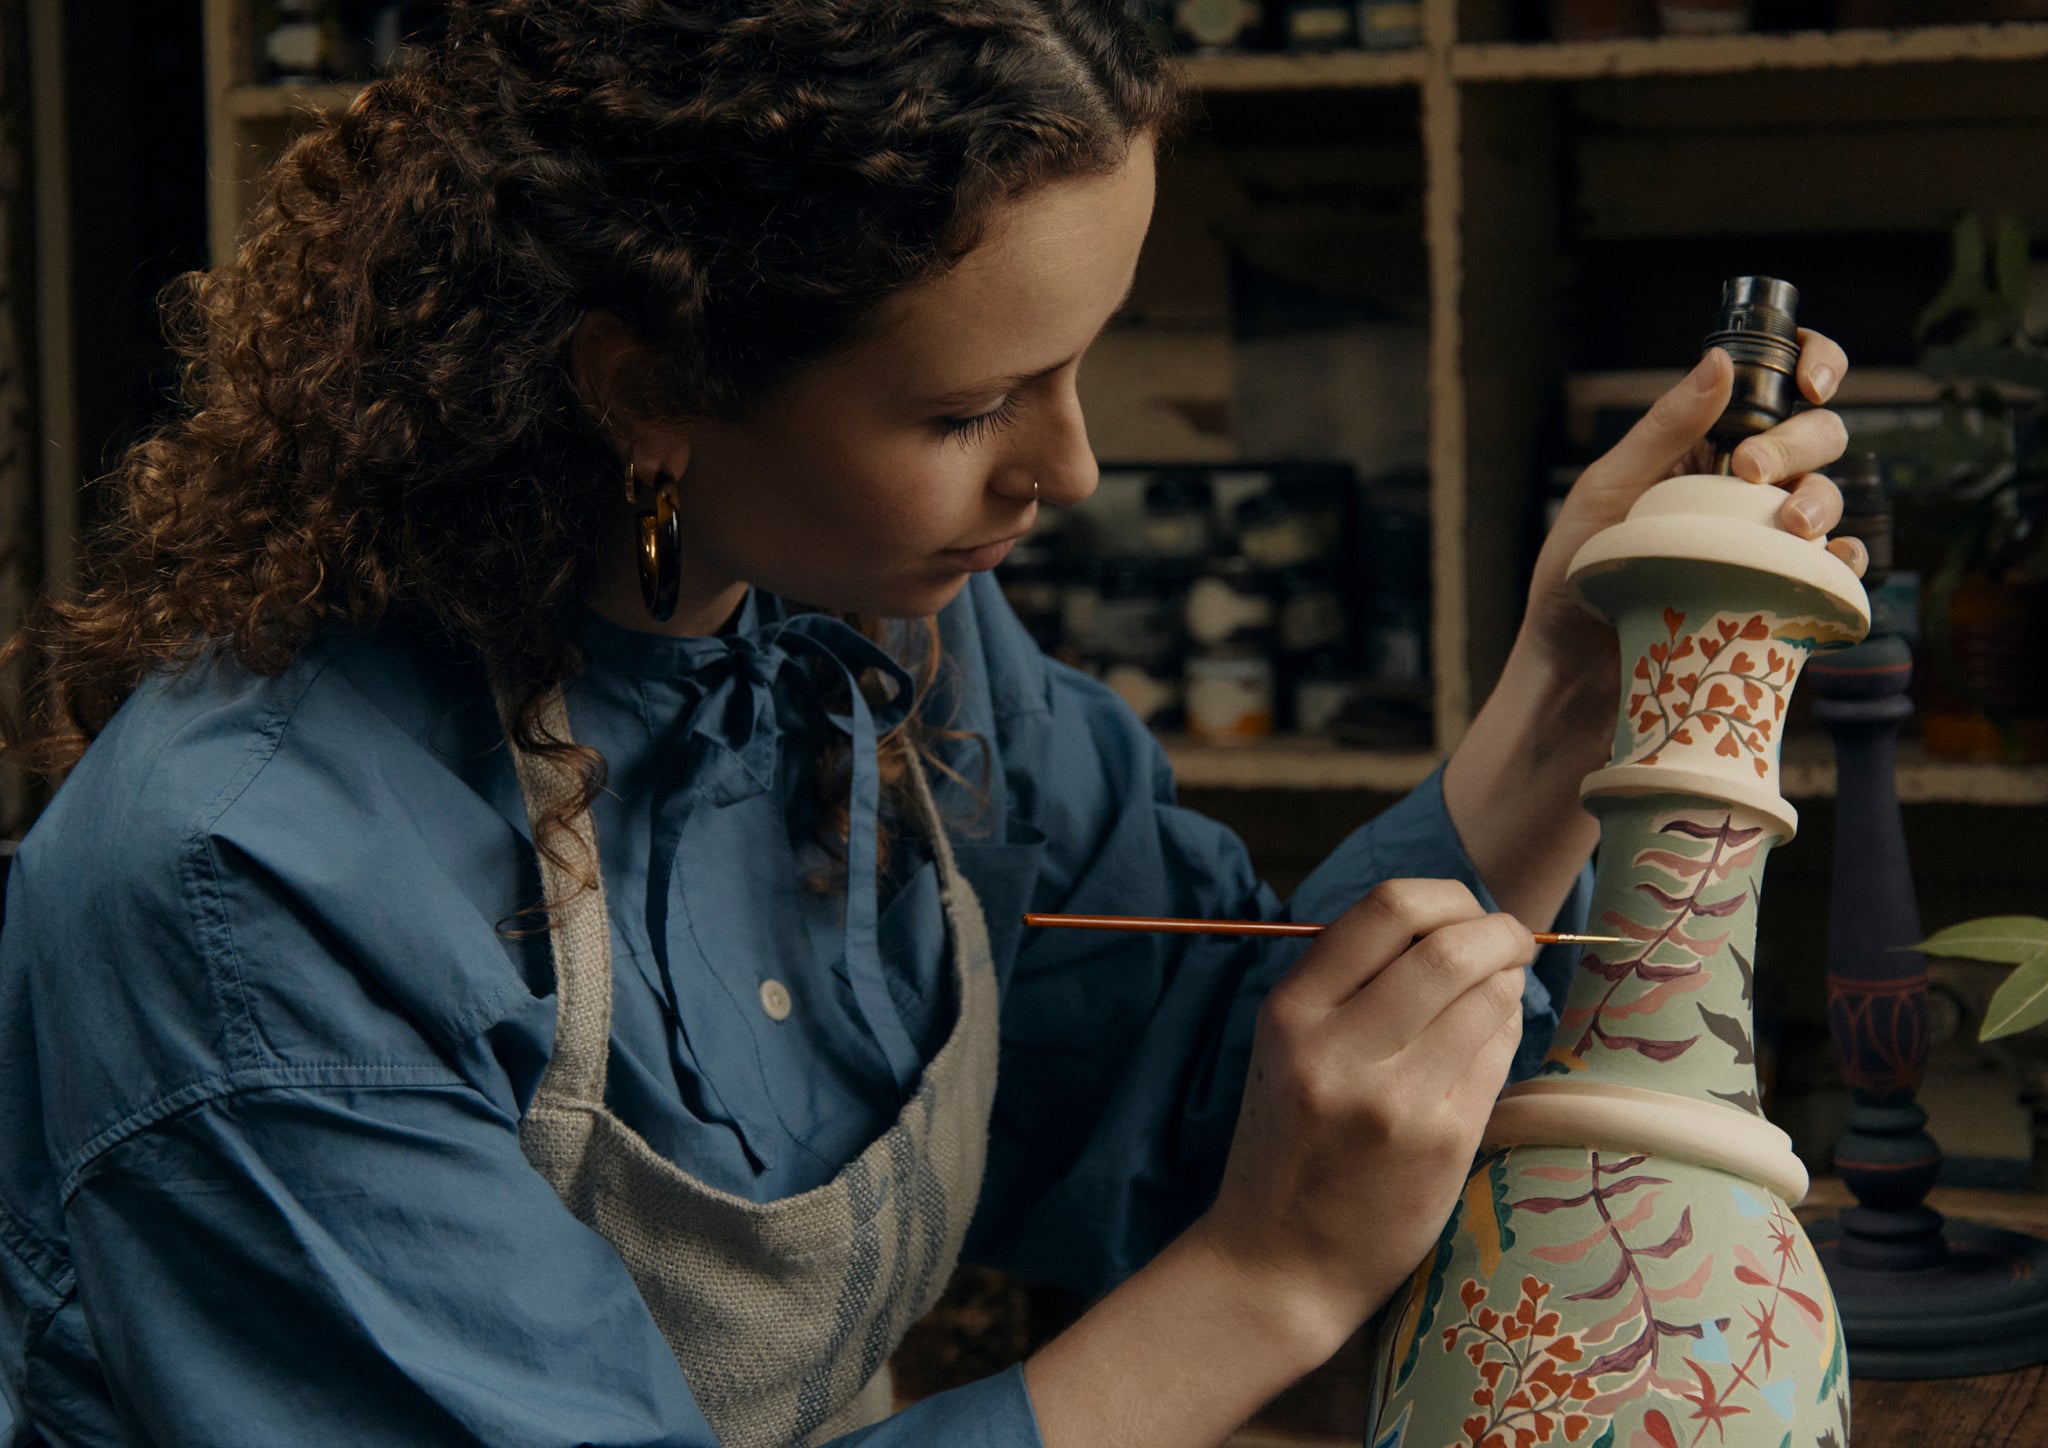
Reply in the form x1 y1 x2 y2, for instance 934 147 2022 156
1789 498 1823 533
1740 445 1774 485
1810 363 1837 400
1692 351 1721 391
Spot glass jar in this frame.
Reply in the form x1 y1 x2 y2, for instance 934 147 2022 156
1276 569 1349 657
1238 490 1343 571
1185 557 1278 650
1186 649 1275 744
1140 474 1216 562
1071 563 1180 668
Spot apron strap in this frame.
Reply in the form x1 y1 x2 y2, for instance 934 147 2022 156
492 676 615 1106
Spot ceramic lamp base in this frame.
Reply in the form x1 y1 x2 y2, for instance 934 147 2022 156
1808 1217 2048 1378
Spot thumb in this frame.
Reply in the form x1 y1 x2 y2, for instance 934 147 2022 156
1578 348 1732 501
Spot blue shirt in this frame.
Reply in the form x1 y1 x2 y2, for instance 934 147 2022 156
0 573 1586 1447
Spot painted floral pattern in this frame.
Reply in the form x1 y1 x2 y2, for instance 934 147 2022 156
1370 1149 1850 1448
1620 609 1809 778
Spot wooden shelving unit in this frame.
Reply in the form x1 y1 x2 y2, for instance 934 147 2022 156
201 2 2048 805
1166 731 2048 803
1454 20 2048 80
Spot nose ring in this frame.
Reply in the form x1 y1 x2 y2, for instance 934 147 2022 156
1032 479 1040 502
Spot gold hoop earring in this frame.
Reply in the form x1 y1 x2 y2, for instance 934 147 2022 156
627 461 682 622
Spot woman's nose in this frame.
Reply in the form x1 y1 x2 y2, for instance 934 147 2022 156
1008 385 1097 509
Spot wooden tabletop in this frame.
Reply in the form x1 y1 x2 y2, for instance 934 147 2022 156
1799 1179 2048 1448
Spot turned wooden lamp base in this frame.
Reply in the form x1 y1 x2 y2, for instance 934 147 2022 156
1808 1221 2048 1379
1805 632 2048 1380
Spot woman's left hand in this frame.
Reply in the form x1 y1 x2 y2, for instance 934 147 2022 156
1441 330 1866 929
1517 332 1866 697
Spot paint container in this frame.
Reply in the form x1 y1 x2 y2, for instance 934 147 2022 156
1187 649 1275 743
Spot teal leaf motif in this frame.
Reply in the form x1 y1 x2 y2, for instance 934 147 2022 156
1369 1401 1411 1448
1817 1320 1847 1402
1394 1199 1462 1391
1486 1150 1517 1258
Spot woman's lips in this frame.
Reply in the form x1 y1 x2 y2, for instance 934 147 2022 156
938 535 1021 572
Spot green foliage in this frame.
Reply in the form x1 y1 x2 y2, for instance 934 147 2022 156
1915 214 2033 351
1914 916 2048 1041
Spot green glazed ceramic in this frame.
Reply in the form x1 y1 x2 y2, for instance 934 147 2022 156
1365 477 1868 1448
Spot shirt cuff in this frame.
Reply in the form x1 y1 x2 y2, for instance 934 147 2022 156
833 1363 1045 1448
1285 764 1593 1080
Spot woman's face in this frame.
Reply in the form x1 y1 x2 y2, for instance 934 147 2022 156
607 139 1157 633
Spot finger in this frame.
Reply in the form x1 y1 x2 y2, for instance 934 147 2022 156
1795 327 1848 405
1344 912 1535 1055
1280 878 1487 1010
1440 994 1526 1115
1730 407 1848 487
1827 535 1869 578
1398 962 1523 1104
1578 350 1730 501
1776 472 1842 539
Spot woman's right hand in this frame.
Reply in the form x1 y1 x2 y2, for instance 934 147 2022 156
1190 878 1535 1353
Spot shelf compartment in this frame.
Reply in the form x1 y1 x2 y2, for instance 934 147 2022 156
1164 736 1443 792
224 80 366 120
1452 22 2048 83
1162 732 2048 803
1176 48 1427 92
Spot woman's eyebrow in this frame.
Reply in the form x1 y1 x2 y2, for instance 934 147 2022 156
923 274 1138 410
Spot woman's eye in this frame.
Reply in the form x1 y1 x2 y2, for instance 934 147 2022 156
940 395 1022 448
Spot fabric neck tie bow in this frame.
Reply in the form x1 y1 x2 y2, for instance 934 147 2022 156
668 612 925 1093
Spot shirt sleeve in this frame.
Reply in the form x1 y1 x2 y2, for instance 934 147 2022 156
946 577 1591 1295
63 1081 1047 1448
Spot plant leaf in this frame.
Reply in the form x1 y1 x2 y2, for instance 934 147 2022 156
1981 957 2048 1041
1916 917 2048 965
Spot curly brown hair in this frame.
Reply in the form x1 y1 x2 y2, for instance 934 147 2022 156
0 0 1182 896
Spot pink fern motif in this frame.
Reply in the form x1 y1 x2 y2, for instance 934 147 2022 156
1546 816 1760 1074
1515 1153 1704 1389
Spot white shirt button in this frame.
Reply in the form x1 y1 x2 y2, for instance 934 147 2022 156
759 978 793 1022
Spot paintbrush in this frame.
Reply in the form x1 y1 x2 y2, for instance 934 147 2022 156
1022 912 1623 946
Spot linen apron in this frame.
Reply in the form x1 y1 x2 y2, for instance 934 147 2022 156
496 683 1000 1448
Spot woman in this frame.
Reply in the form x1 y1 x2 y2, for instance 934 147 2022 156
0 2 1861 1445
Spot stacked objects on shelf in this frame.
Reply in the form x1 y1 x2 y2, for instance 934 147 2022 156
1144 1 1422 54
999 463 1433 749
258 1 447 82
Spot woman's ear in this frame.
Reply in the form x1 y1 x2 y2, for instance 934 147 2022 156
569 310 691 481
